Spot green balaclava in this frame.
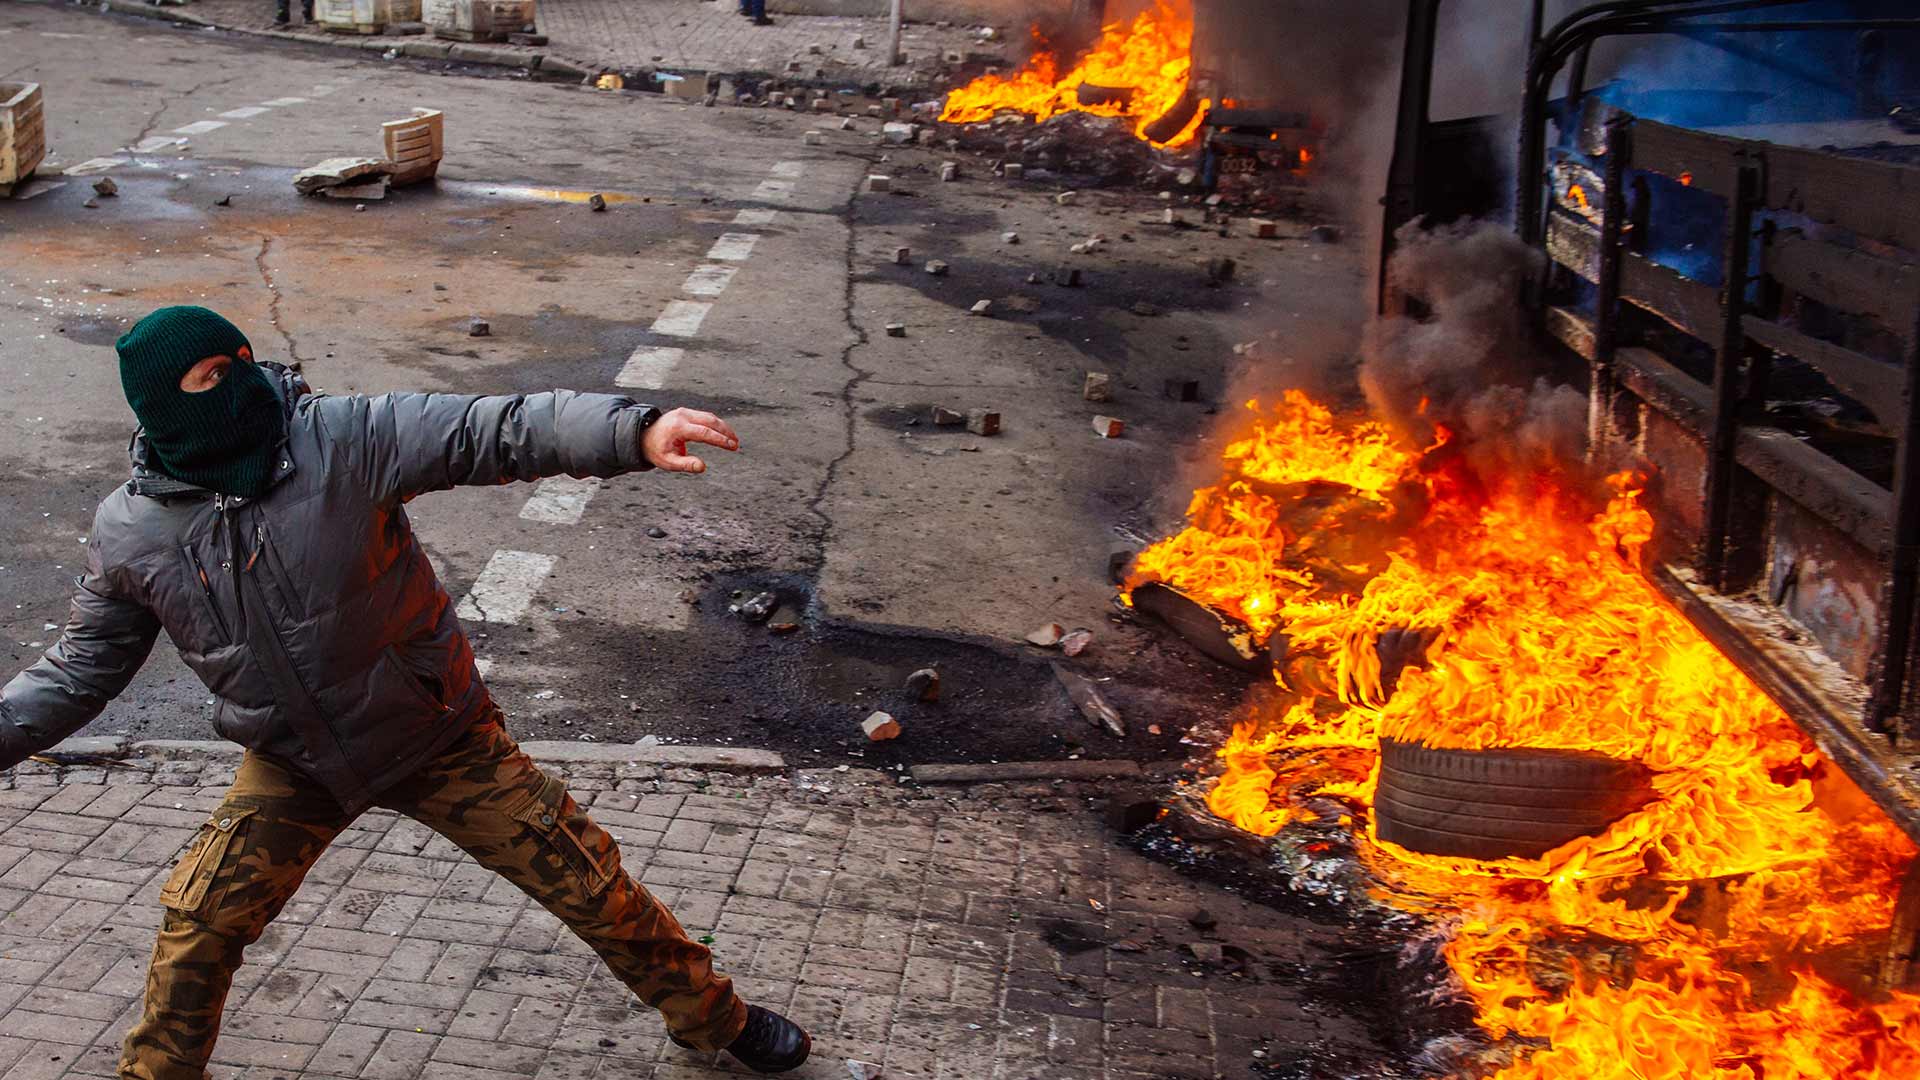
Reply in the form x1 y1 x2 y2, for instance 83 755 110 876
115 306 286 498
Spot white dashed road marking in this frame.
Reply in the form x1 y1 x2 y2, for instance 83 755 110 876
219 106 270 120
650 301 712 338
455 550 557 624
681 265 737 298
261 97 310 107
519 476 602 525
733 208 778 226
706 234 760 262
616 347 684 391
131 136 186 154
771 161 806 178
172 120 227 136
752 179 794 201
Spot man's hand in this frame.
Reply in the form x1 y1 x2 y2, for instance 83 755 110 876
643 408 740 473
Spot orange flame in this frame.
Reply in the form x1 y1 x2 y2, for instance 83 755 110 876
1129 390 1920 1077
939 1 1205 148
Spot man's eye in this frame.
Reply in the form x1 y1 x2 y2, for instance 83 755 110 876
210 368 225 383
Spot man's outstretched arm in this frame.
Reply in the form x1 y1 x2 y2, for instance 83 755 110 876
311 390 738 503
0 545 160 770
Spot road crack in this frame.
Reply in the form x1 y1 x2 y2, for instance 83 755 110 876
250 234 310 367
801 166 880 575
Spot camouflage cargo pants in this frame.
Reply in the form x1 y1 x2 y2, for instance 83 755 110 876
118 716 748 1080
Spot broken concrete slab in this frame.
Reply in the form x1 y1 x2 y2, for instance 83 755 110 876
930 406 965 426
1061 628 1093 656
321 177 390 200
924 260 949 276
884 322 907 338
865 175 892 193
862 711 902 741
882 122 917 144
1053 663 1126 737
1001 163 1024 179
969 300 993 316
1001 231 1019 245
293 156 390 195
467 317 491 337
1083 372 1113 402
939 161 959 181
893 245 912 264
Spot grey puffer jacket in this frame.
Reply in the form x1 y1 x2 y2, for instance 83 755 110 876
0 365 660 809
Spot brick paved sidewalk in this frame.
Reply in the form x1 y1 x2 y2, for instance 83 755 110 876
0 751 1387 1080
145 0 998 83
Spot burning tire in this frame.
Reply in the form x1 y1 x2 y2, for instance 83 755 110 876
1374 739 1657 861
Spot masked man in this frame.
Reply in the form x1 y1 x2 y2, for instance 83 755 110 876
0 306 811 1076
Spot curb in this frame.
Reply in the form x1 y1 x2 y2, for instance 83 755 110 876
910 760 1145 784
99 2 569 79
38 736 786 771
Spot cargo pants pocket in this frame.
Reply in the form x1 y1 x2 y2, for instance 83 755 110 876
158 807 259 914
509 776 618 898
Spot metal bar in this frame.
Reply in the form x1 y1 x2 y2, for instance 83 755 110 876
1672 19 1920 32
1869 287 1920 737
1589 117 1631 456
1378 0 1442 316
887 0 904 66
1701 157 1758 589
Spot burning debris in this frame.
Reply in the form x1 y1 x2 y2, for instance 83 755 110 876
940 0 1205 149
1122 389 1920 1077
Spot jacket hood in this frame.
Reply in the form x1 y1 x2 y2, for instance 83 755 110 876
127 362 311 499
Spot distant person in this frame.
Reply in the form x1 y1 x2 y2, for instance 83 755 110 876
0 306 811 1076
739 0 771 26
275 0 313 25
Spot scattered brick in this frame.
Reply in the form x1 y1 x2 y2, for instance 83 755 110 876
1083 372 1113 402
1092 415 1125 439
965 408 1000 436
861 712 901 742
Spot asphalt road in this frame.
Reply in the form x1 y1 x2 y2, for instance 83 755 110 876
0 2 1369 767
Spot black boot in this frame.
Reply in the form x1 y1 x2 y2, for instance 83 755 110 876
674 1006 810 1074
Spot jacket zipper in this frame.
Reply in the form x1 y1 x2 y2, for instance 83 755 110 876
188 548 231 642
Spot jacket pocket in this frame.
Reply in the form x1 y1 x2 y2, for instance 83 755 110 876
509 776 617 897
254 522 308 623
382 645 446 713
158 807 258 914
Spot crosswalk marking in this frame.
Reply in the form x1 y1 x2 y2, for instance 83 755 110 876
733 208 778 226
131 136 186 154
172 120 227 136
650 301 711 338
706 234 759 261
519 476 602 525
751 179 794 202
455 550 556 624
261 97 309 107
770 161 806 178
219 106 270 120
681 265 737 298
616 346 683 390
